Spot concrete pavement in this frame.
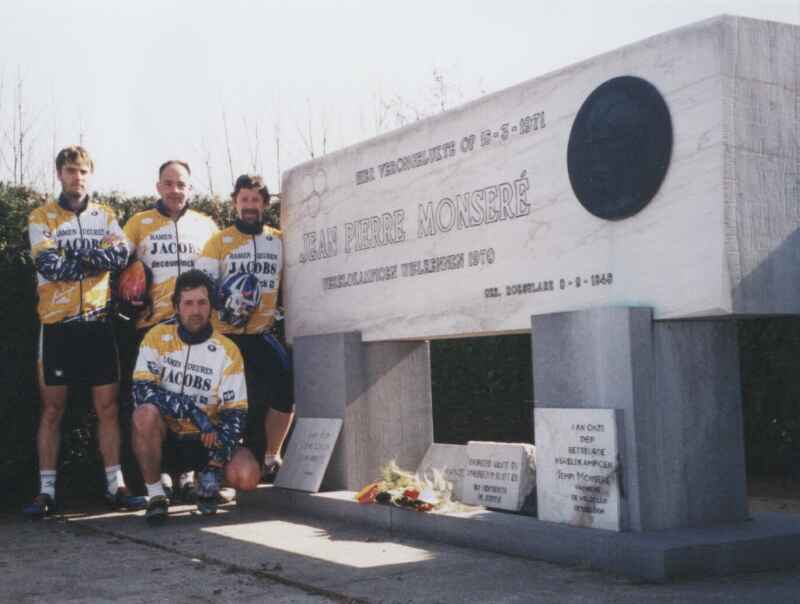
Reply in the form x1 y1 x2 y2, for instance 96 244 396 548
4 498 800 603
1 512 340 604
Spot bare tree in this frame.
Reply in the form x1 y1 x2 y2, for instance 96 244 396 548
320 106 328 157
1 69 45 187
49 87 59 195
200 136 215 197
368 87 394 135
0 70 9 180
293 97 335 161
432 67 447 113
273 109 281 190
76 106 86 147
221 107 235 189
12 71 23 184
242 115 262 175
294 97 317 159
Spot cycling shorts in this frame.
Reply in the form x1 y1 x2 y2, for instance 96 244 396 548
228 333 294 414
39 320 119 387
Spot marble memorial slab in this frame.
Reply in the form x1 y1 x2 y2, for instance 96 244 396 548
534 408 623 531
282 16 800 341
274 418 343 492
416 443 466 501
461 441 536 511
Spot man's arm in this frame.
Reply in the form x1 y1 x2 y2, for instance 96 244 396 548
212 342 248 463
75 209 129 273
196 235 222 280
122 215 139 263
132 333 215 434
132 380 216 434
76 238 128 273
28 208 85 281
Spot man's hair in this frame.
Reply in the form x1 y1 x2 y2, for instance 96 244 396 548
171 269 214 307
232 174 270 204
159 160 191 178
55 146 94 172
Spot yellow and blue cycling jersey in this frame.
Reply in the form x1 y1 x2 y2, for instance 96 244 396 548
123 202 218 329
196 220 283 335
133 321 247 445
29 195 128 324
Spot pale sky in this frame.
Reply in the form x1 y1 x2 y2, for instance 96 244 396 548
0 0 798 197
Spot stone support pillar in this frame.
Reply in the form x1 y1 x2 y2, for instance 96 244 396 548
532 307 747 531
293 332 433 490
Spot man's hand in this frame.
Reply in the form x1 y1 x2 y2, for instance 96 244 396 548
77 234 128 273
118 260 149 306
201 430 219 449
99 233 123 249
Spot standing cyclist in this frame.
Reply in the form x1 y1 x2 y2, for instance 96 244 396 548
25 145 133 516
197 174 293 480
121 160 218 499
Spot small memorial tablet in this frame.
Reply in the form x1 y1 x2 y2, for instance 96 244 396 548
416 443 466 501
534 408 623 531
461 441 536 511
274 418 343 492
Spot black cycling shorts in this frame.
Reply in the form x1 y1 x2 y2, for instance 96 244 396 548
162 433 246 473
228 333 294 414
163 433 212 474
39 320 119 387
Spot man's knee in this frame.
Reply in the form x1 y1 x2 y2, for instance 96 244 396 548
40 395 67 426
225 449 259 491
92 383 120 419
94 399 119 422
132 404 163 436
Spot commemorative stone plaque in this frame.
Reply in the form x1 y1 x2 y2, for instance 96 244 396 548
274 418 343 492
461 441 536 511
534 408 623 531
567 76 672 220
416 443 466 501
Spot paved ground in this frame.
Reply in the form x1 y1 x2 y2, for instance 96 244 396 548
5 497 800 604
1 511 339 604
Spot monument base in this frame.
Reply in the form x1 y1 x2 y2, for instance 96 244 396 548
532 307 748 531
293 332 433 490
240 486 800 581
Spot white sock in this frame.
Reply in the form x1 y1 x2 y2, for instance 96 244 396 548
40 470 56 498
264 454 282 465
146 481 166 499
105 465 125 495
178 471 195 488
160 473 173 489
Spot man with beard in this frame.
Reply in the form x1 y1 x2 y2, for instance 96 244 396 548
197 174 293 482
131 269 259 523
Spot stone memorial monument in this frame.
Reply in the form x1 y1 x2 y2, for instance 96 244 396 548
461 441 536 511
416 443 466 501
534 409 623 530
274 418 343 492
283 16 800 342
241 15 800 579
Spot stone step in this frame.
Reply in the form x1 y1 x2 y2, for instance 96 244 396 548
239 485 800 582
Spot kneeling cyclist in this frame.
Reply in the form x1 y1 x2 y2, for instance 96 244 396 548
131 270 259 524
